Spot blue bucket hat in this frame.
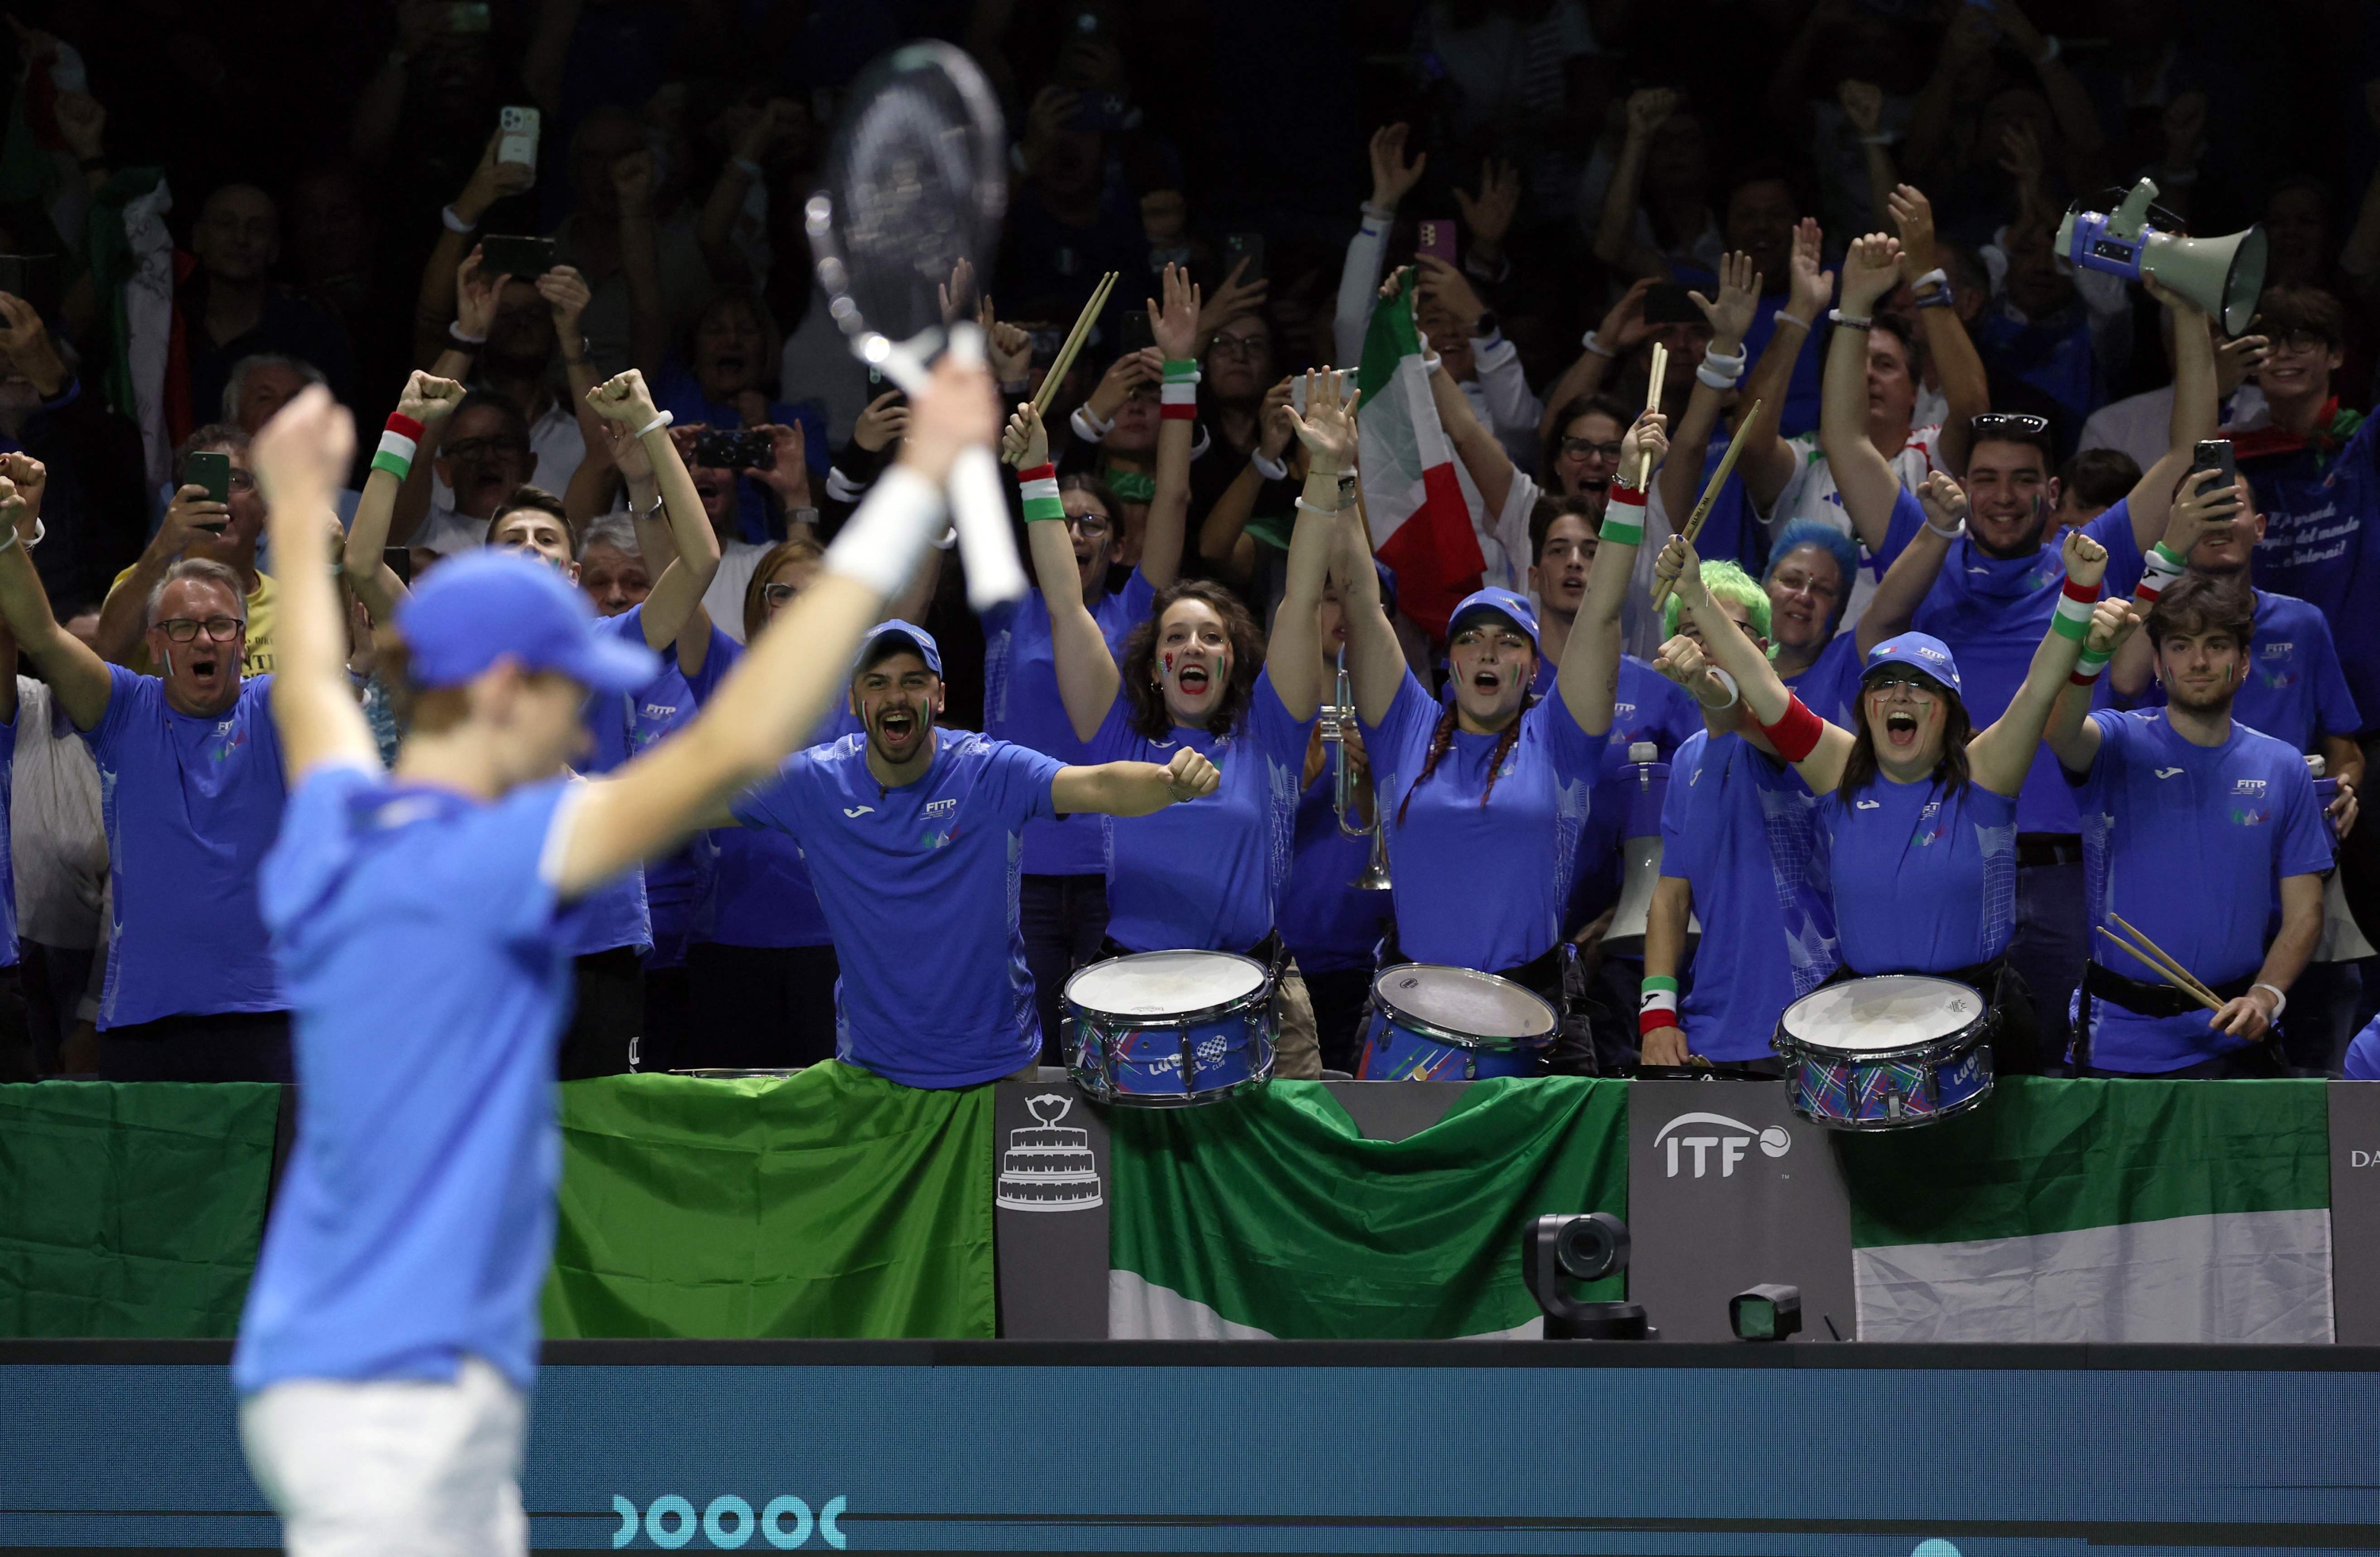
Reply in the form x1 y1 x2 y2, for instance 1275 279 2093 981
396 550 658 694
1863 632 1965 702
1445 586 1540 651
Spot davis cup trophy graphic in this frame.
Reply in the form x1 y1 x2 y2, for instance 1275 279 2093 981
996 1093 1104 1212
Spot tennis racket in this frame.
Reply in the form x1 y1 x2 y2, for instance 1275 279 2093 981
806 40 1027 609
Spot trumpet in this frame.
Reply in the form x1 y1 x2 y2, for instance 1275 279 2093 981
1321 646 1392 891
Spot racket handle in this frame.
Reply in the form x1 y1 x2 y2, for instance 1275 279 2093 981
948 444 1029 609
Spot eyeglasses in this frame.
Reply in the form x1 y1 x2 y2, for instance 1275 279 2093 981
1968 413 2049 438
446 436 530 463
2268 332 2331 355
1560 436 1623 463
1065 512 1111 540
1770 567 1841 602
157 616 244 643
1865 672 1937 699
1209 331 1270 359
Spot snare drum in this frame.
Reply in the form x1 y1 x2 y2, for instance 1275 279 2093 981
1357 964 1557 1081
1065 950 1276 1106
1772 975 1994 1129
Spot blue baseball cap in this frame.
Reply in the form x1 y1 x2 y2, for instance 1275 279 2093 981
1863 632 1964 701
855 619 943 678
1446 586 1539 651
395 550 658 693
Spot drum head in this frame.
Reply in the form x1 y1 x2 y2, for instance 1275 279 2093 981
1372 964 1557 1042
1779 975 1983 1055
1066 951 1269 1019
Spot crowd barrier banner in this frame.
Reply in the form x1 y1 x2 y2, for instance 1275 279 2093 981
1840 1077 2333 1342
2328 1078 2380 1342
0 1081 278 1339
1104 1077 1627 1339
541 1063 996 1340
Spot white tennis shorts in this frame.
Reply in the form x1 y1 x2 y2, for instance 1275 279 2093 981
239 1355 528 1557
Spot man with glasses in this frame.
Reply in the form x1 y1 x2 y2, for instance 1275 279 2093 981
400 391 536 559
0 478 291 1079
94 426 278 679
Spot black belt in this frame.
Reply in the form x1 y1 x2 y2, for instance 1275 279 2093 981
2015 833 2083 868
2082 959 2254 1021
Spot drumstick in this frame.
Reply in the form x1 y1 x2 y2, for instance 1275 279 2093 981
2106 913 2224 1006
2095 924 2221 1012
1634 342 1668 490
1649 398 1764 614
1031 271 1118 417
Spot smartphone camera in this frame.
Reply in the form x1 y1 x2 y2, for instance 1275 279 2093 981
693 429 775 473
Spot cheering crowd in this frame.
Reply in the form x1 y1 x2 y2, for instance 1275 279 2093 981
2 0 2379 1090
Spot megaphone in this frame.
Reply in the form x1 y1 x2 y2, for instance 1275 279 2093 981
1602 743 1700 958
2056 178 2267 336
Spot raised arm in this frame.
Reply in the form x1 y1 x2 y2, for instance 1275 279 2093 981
1142 263 1201 590
585 371 720 648
1891 186 1987 478
2044 597 2140 778
1539 279 1653 442
1429 332 1517 518
346 371 466 618
1838 81 1898 236
1656 531 1859 792
1739 221 1832 509
1051 748 1222 817
0 473 107 731
1334 125 1424 364
254 389 378 782
1007 402 1119 742
1855 470 1964 655
556 356 994 893
1593 89 1676 277
1333 506 1404 728
1271 371 1361 720
1968 529 2113 794
1821 233 1908 554
2119 280 2221 552
1657 252 1763 523
411 138 531 369
1560 411 1667 734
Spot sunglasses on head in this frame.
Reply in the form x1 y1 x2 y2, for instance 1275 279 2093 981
1968 412 2049 439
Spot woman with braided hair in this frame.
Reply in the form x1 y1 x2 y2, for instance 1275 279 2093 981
1334 408 1672 1070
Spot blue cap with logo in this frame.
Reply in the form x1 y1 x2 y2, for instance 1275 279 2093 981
1446 586 1540 651
855 619 943 678
1863 632 1964 701
395 549 658 693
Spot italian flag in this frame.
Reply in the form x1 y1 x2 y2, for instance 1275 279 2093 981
1107 1079 1627 1339
1841 1078 2332 1343
1357 271 1482 636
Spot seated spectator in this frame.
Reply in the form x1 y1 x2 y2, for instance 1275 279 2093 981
94 428 276 678
178 183 355 436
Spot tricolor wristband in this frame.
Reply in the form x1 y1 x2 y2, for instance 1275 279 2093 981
372 413 424 482
2070 647 2111 686
2135 542 2187 605
1599 482 1647 547
1639 977 1680 1036
1017 463 1063 525
2051 578 2097 641
1161 359 1200 421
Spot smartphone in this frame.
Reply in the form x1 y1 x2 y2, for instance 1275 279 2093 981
1223 232 1266 286
0 255 60 320
1417 218 1458 266
183 452 232 529
1642 283 1704 326
497 106 540 178
2190 437 2239 499
1289 368 1357 415
448 2 493 33
1118 310 1157 355
478 234 556 279
693 428 774 472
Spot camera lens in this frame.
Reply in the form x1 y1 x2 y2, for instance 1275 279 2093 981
1554 1212 1629 1282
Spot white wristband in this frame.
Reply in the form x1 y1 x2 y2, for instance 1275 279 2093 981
2252 982 2287 1019
1925 515 1967 539
1910 267 1948 296
1774 311 1813 332
634 409 674 440
442 204 476 235
1582 329 1616 359
1696 348 1746 390
449 321 487 346
824 465 948 597
1698 667 1741 710
1251 449 1288 483
1069 402 1115 443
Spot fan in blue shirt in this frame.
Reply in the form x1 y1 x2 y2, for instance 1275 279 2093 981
231 367 988 1551
726 619 1223 1088
2048 572 2332 1076
0 463 286 1078
1658 499 2125 1078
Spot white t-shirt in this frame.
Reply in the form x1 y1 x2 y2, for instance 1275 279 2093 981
704 539 772 644
2079 382 2271 472
1764 424 1946 631
12 677 106 951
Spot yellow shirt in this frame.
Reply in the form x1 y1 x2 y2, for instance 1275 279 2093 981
106 563 277 679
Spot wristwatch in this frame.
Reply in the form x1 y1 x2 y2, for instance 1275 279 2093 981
787 505 820 529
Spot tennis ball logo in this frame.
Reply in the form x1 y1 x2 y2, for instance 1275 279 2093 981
1758 1126 1790 1158
612 1494 846 1550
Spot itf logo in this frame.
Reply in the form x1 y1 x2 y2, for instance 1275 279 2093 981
612 1494 846 1549
1656 1111 1791 1178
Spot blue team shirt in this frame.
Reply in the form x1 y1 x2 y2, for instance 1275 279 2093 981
1537 655 1700 924
1818 775 2019 975
2245 417 2380 725
2122 590 2362 755
2076 709 2334 1074
1278 765 1392 974
731 729 1063 1087
1914 498 2144 834
1660 730 1838 1060
1088 669 1309 954
1783 630 1864 729
685 632 862 948
2346 1017 2380 1080
983 573 1154 876
1368 671 1610 971
236 767 578 1394
85 665 287 1026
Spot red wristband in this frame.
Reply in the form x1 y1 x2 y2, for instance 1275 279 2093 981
1015 463 1055 483
386 412 425 442
1160 402 1197 421
1606 481 1647 508
1756 694 1825 763
2061 577 2097 603
1640 1007 1678 1038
